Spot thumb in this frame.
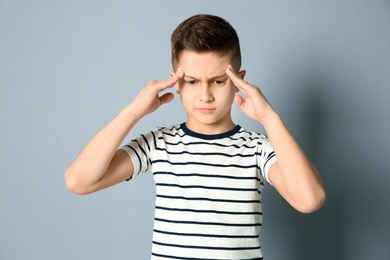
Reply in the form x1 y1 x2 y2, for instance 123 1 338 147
234 95 245 109
159 92 174 105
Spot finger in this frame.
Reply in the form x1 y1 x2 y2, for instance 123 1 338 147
155 71 183 92
225 65 249 92
163 68 184 86
175 67 185 79
234 94 245 108
159 92 174 105
226 66 261 99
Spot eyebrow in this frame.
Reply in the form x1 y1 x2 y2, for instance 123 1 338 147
184 73 227 80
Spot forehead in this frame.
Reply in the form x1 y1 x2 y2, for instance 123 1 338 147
177 51 231 77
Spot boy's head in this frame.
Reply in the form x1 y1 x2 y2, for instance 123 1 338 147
171 14 241 71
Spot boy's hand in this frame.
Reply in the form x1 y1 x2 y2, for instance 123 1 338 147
131 68 184 119
226 65 275 124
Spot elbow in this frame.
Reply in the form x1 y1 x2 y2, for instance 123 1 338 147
295 189 326 214
64 168 91 195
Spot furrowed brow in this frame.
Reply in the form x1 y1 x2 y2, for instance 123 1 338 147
210 73 228 80
184 73 227 80
184 75 198 80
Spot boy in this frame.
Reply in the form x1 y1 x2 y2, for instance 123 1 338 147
65 14 325 259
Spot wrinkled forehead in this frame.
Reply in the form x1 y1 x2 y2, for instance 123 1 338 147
175 51 231 77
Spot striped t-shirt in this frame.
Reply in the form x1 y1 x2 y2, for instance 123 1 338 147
121 123 277 260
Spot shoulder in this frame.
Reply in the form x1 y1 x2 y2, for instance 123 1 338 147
153 123 183 138
155 123 182 134
141 123 185 144
235 126 269 143
133 124 181 138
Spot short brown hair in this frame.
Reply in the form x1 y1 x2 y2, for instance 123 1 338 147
171 14 241 70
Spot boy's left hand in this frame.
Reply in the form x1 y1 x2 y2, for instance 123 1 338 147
226 65 275 124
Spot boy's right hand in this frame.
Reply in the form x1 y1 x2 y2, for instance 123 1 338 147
65 68 184 195
130 68 184 119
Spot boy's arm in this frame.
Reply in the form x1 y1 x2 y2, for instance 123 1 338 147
226 66 325 213
64 69 184 195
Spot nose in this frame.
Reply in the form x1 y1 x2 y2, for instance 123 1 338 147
199 83 214 102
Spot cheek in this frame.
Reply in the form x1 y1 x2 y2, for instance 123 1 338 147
219 86 237 100
227 81 239 93
178 87 195 103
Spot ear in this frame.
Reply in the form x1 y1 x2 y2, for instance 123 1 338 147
239 70 246 80
170 70 181 94
234 70 246 92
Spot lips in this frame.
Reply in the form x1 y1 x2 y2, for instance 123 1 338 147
197 108 216 114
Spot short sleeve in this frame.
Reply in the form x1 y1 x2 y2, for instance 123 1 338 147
119 131 156 179
259 136 277 185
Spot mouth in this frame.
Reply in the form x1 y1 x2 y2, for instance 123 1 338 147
197 108 216 114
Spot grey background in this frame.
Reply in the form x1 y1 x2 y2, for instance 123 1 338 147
1 0 389 259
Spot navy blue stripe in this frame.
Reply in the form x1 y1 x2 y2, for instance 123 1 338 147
264 151 276 170
153 229 259 238
160 125 181 133
155 206 262 215
141 134 150 152
156 194 260 204
151 131 157 150
230 136 247 141
151 252 198 260
161 131 185 138
246 136 264 141
151 159 258 169
152 241 261 250
155 147 262 158
151 252 263 260
156 183 259 192
154 218 261 227
137 139 147 160
153 171 261 181
158 139 257 149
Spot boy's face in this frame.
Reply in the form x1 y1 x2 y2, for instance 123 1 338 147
171 51 245 134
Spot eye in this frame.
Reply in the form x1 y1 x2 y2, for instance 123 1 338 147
212 80 226 85
186 80 197 85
